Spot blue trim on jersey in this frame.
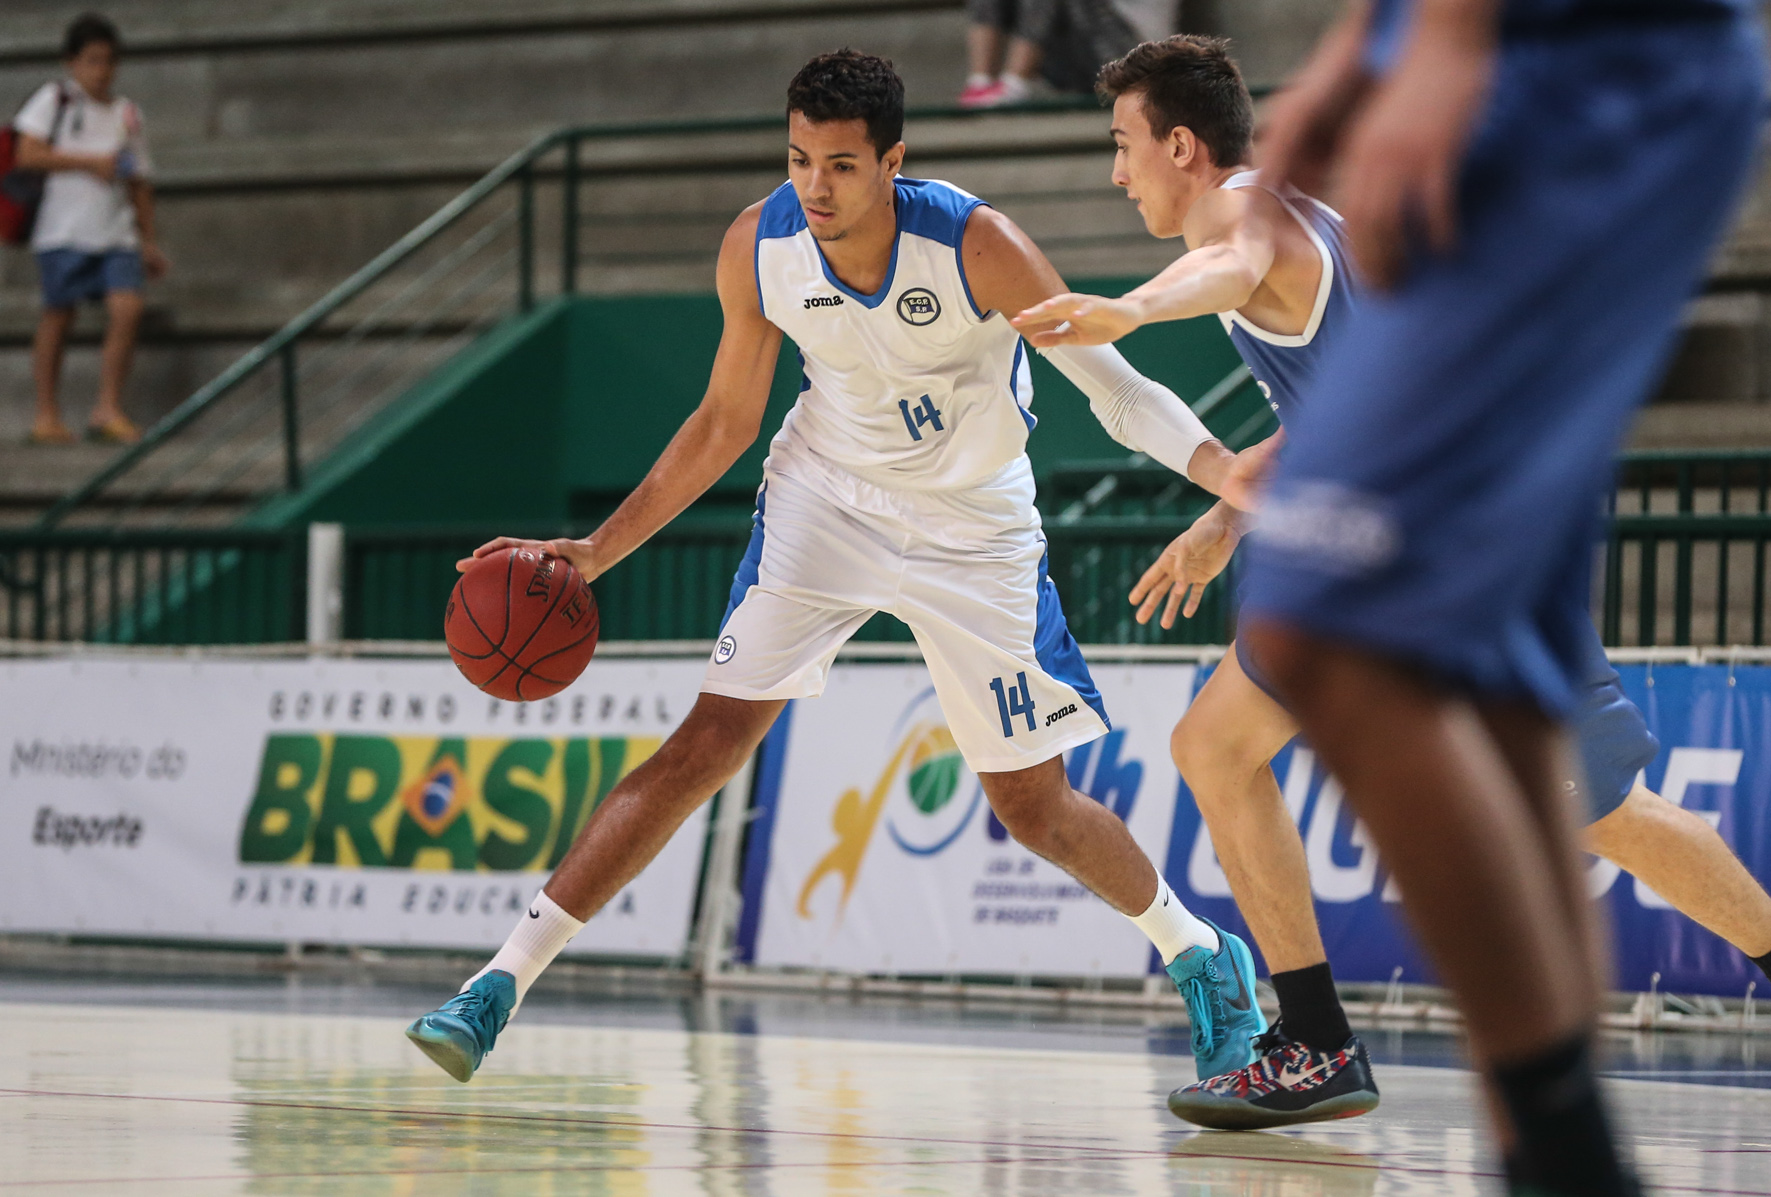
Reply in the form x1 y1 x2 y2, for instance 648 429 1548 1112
898 177 988 318
820 234 901 309
1011 339 1035 431
721 483 768 630
755 183 808 319
1034 546 1109 728
896 178 982 247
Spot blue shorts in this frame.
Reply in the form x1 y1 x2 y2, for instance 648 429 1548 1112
1239 17 1764 718
36 248 143 309
1235 616 1658 825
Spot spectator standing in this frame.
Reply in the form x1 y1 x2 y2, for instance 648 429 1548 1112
15 13 166 446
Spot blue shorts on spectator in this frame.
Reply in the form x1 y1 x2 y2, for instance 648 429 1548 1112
36 247 143 309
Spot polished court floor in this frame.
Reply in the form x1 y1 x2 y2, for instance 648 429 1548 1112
0 973 1767 1195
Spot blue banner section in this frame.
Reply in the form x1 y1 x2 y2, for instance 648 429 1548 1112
1164 662 1771 997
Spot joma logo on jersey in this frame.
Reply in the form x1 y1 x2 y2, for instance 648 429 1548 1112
804 295 844 309
1043 703 1078 728
897 288 941 326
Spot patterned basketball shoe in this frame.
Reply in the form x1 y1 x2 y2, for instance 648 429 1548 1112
1168 1023 1381 1130
1165 918 1268 1081
404 970 515 1082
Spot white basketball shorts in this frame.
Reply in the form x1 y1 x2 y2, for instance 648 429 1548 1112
701 455 1109 773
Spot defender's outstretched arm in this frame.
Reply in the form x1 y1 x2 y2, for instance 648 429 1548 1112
1009 187 1281 346
462 206 784 578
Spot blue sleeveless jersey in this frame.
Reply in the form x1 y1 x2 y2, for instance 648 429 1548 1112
1215 172 1358 428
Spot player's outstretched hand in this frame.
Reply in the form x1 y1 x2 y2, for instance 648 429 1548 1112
457 536 601 581
1128 504 1243 629
1010 293 1141 347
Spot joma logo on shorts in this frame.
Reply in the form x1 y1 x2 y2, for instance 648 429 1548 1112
804 295 844 309
1043 703 1078 728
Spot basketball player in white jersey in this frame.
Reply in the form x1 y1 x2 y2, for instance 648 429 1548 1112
403 50 1278 1087
1016 35 1771 1135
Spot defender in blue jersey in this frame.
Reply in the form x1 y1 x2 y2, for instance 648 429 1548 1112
1016 33 1771 1148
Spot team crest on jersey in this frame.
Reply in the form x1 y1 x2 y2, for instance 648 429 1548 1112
897 288 941 327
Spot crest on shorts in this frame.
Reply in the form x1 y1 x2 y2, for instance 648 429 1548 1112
714 634 737 664
897 288 941 327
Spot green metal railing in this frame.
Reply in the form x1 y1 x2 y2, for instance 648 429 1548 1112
9 488 1771 648
0 530 304 644
38 103 1120 531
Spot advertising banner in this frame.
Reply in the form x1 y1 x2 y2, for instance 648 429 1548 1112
742 657 1771 996
0 656 711 958
739 661 1200 978
1168 661 1771 997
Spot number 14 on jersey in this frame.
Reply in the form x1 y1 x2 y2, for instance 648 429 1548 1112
898 394 944 442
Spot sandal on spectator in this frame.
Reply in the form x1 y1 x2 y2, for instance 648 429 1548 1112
28 422 78 446
85 415 141 444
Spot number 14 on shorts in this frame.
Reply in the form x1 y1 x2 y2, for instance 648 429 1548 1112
990 671 1036 737
899 394 944 442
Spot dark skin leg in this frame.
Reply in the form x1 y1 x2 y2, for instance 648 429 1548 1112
980 754 1158 915
544 693 784 919
1242 620 1598 1065
544 695 1160 922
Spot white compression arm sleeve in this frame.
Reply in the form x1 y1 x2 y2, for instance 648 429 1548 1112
1040 343 1218 479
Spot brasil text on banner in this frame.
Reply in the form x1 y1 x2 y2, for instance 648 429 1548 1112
1 656 711 956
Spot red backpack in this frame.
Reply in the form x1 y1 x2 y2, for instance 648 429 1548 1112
0 84 69 246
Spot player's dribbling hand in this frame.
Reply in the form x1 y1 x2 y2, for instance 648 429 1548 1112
458 536 601 581
1128 504 1242 628
1010 293 1141 347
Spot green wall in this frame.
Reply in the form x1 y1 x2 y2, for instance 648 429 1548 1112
253 282 1250 529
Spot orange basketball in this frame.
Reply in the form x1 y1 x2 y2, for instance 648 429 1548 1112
445 546 599 701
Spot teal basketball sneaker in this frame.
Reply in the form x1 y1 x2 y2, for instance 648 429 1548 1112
404 970 515 1082
1165 917 1267 1081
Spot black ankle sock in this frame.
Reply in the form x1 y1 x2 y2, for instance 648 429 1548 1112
1270 962 1352 1052
1493 1036 1636 1197
1753 950 1771 983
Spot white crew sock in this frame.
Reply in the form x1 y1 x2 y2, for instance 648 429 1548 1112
463 890 585 1011
1130 875 1219 964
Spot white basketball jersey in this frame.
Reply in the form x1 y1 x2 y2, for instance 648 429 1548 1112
755 177 1035 492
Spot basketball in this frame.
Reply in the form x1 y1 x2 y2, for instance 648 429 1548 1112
445 546 599 701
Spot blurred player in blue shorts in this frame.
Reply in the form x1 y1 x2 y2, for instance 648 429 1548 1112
1017 32 1771 1140
1239 0 1762 1191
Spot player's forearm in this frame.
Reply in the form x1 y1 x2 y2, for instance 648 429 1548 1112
1124 247 1261 327
583 406 756 571
1042 344 1216 479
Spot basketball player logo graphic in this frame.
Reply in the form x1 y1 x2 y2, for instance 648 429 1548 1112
896 287 941 326
796 688 984 924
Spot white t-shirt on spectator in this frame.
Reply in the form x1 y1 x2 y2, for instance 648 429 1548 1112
14 79 153 253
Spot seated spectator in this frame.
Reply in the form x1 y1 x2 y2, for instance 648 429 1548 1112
15 12 166 446
962 0 1162 107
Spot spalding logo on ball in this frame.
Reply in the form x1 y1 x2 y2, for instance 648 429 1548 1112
445 547 600 701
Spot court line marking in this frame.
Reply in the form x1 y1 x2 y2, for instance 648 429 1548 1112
4 1086 1765 1195
0 1084 1506 1183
